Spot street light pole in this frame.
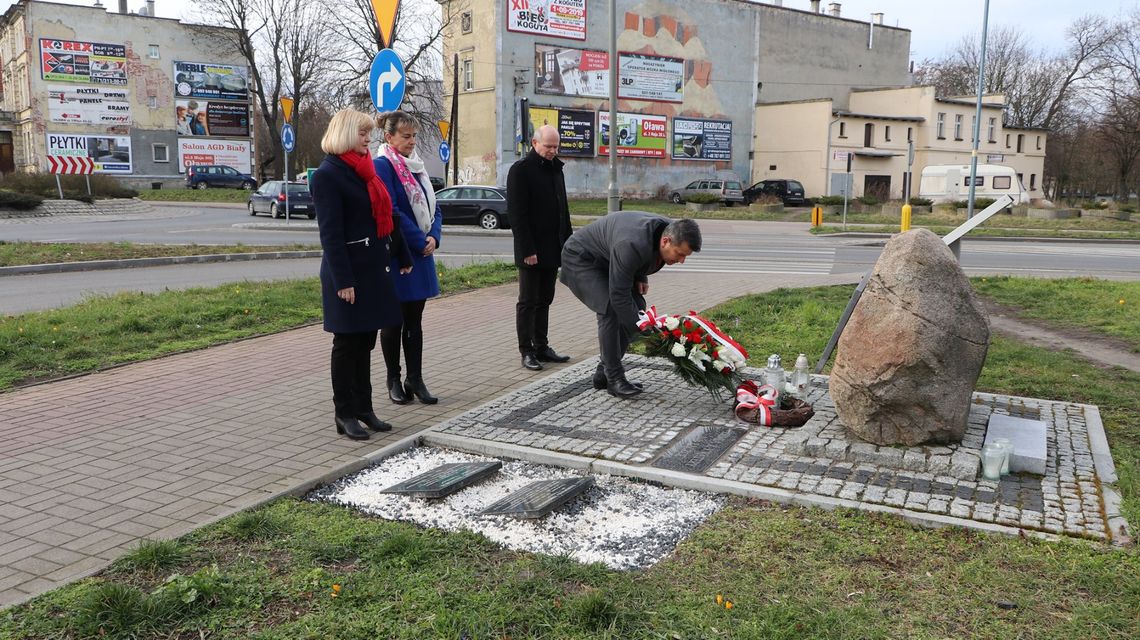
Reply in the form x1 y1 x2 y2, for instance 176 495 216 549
958 0 992 260
824 114 841 197
607 0 619 213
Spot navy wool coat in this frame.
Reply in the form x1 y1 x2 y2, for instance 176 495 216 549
374 156 442 302
311 154 412 334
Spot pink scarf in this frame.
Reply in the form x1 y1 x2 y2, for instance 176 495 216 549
381 144 435 233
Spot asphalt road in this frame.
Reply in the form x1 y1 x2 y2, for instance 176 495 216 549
2 203 1138 315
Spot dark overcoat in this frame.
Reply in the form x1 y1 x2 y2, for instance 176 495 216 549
506 150 572 269
375 156 442 302
311 154 412 334
559 211 671 337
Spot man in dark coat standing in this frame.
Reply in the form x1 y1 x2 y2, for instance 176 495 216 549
560 212 702 398
507 124 573 371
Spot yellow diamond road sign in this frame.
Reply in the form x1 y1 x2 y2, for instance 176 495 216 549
437 120 450 141
371 0 401 49
280 97 294 124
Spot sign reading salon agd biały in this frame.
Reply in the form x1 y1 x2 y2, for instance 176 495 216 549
177 139 252 174
672 117 732 162
598 112 667 158
47 86 131 126
507 0 586 41
173 61 250 102
46 133 132 173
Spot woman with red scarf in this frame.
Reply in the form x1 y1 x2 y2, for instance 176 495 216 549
311 109 413 441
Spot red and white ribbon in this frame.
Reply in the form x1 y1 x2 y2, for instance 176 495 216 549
685 311 749 363
636 305 666 331
735 380 779 426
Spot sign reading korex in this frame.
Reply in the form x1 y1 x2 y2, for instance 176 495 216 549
40 38 127 86
534 43 608 98
46 133 132 173
598 112 667 158
618 52 684 103
175 99 250 137
528 106 595 157
672 117 733 161
507 0 586 41
176 138 252 173
173 61 250 102
48 86 131 125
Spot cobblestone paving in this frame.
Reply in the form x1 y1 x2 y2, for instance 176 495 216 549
438 356 1116 541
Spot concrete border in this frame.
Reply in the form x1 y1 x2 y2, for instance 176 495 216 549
0 250 324 276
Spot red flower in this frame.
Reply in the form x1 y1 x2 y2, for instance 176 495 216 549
671 329 683 339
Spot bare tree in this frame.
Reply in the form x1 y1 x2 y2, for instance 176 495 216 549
1087 11 1140 198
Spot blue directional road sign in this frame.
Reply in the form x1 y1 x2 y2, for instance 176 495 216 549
438 141 451 164
369 48 406 113
281 124 296 153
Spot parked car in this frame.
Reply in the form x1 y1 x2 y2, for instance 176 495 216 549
248 181 315 219
185 164 257 190
744 179 806 206
430 176 445 191
435 185 510 229
668 178 745 206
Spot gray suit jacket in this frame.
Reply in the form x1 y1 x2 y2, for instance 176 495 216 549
559 211 671 336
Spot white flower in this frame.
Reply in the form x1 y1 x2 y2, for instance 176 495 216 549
664 316 681 331
713 358 729 372
670 342 687 358
688 346 711 371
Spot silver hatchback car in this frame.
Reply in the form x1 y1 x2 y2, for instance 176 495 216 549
669 178 745 206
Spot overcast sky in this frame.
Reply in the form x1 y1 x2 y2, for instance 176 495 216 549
5 0 1138 63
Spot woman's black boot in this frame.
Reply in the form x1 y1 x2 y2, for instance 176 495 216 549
335 416 370 440
402 326 437 404
388 377 411 404
404 377 438 405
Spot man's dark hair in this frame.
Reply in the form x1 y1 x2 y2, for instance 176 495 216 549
664 218 702 252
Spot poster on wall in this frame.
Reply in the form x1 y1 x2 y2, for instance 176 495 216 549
177 138 252 173
598 112 667 158
618 53 684 103
528 106 595 157
173 61 250 101
40 38 127 86
534 43 608 98
46 133 132 173
672 117 732 161
47 86 131 125
507 0 586 41
175 99 250 137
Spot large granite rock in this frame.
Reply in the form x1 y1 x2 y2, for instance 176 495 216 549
830 229 990 446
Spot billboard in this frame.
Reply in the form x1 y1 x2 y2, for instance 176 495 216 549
173 61 250 101
618 53 684 103
175 99 250 137
46 133 132 173
528 106 595 158
177 138 252 173
47 86 130 125
534 43 608 98
507 0 586 41
672 117 733 161
40 38 127 86
598 112 667 158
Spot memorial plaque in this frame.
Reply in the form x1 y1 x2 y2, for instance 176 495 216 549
652 426 747 473
480 477 595 519
381 461 502 498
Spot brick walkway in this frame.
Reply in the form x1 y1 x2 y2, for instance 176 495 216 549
0 270 860 608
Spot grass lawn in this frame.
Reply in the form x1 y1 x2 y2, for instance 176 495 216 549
0 241 317 267
136 189 252 204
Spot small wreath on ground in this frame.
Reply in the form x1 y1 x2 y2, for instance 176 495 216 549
733 380 814 428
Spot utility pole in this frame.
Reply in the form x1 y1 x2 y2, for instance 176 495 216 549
606 0 619 213
450 53 459 186
959 0 992 261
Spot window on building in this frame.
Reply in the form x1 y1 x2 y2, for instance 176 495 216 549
864 123 874 147
462 57 473 91
838 121 846 138
461 11 473 33
1030 174 1037 190
147 96 158 108
971 115 976 143
936 113 945 139
148 44 159 59
988 117 996 143
884 125 891 142
1036 135 1042 150
993 175 1011 190
1017 134 1025 153
907 127 913 142
1006 133 1011 148
954 114 963 140
152 143 169 163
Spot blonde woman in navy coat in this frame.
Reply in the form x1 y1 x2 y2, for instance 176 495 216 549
311 108 413 441
374 110 443 405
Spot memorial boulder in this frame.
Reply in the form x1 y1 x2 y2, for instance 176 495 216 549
829 229 990 446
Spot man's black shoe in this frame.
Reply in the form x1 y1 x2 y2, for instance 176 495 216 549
593 365 641 391
536 346 571 363
606 377 643 398
522 353 544 371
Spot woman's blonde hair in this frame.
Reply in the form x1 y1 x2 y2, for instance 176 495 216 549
321 108 375 155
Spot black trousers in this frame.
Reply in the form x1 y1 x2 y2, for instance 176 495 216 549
380 299 427 382
516 267 558 355
330 330 377 418
597 306 634 381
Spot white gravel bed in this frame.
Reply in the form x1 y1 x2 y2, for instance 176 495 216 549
309 447 725 570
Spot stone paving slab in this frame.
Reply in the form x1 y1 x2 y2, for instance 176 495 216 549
434 356 1124 543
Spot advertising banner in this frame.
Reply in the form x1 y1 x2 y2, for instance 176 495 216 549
507 0 586 41
174 61 250 101
40 38 127 86
45 133 132 173
528 106 595 157
47 86 130 125
672 117 733 161
618 53 684 103
534 43 608 98
176 138 252 173
175 99 250 137
598 112 667 158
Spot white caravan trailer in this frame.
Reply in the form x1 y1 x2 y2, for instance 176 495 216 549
918 164 1030 204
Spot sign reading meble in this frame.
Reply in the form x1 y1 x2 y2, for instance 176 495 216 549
507 0 586 41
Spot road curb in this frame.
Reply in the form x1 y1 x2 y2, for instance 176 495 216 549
824 231 1140 244
0 250 324 277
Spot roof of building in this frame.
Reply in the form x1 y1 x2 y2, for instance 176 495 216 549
935 97 1004 110
1004 124 1051 132
834 110 925 123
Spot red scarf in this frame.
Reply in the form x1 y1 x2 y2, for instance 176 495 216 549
338 151 394 238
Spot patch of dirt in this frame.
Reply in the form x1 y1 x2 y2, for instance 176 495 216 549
980 298 1140 373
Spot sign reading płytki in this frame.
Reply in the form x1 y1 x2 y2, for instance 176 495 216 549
534 43 608 98
507 0 586 41
40 38 127 86
174 61 250 102
47 86 130 125
618 52 684 103
598 111 667 158
527 106 595 158
46 133 132 173
671 117 733 162
176 138 253 173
